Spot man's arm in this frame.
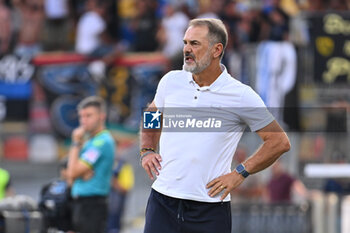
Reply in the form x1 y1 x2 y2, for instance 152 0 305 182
67 127 93 183
207 120 290 200
243 120 291 174
140 101 162 180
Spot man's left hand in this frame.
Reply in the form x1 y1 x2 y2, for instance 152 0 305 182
206 172 245 201
82 170 94 180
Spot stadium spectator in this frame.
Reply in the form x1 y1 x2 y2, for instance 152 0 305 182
132 0 158 52
219 0 240 40
75 0 107 55
13 0 44 58
42 0 72 50
0 0 12 55
197 0 223 19
157 2 189 69
264 160 308 203
261 0 290 41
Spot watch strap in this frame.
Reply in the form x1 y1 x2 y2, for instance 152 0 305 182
235 164 250 178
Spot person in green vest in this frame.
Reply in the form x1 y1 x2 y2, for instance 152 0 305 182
0 168 14 200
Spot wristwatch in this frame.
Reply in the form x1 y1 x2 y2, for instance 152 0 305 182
235 164 250 178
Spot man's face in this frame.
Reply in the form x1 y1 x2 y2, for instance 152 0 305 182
183 26 213 74
78 106 104 133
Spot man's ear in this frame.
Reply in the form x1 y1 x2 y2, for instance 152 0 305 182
212 43 223 59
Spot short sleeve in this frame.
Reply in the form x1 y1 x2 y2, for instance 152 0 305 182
154 72 170 108
239 87 275 131
80 148 101 168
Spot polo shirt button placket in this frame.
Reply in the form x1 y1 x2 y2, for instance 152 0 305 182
195 89 200 99
193 88 200 105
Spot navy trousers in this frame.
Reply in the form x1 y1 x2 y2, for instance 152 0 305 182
144 189 231 233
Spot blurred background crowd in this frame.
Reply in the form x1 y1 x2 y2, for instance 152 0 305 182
1 0 350 233
0 0 348 62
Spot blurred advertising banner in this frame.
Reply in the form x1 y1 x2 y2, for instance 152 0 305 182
0 55 35 120
0 55 35 99
309 12 350 84
32 52 168 137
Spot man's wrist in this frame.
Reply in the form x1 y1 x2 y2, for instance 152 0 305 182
235 163 250 178
140 147 156 155
140 150 155 164
71 141 82 147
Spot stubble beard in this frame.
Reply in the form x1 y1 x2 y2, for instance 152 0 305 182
85 120 103 136
183 49 212 74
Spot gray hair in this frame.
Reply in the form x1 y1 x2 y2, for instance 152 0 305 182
77 96 107 113
188 18 228 58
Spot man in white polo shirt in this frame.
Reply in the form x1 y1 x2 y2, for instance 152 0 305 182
140 18 290 233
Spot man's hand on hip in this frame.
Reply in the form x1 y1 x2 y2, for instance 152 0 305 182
206 172 245 201
141 152 162 180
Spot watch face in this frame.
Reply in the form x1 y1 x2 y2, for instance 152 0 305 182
236 164 244 173
236 164 249 178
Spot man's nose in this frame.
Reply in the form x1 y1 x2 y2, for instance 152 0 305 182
183 43 191 54
79 117 86 124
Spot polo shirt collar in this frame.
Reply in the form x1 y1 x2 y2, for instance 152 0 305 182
186 64 228 92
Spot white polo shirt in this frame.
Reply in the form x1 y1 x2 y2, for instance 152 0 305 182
152 65 274 202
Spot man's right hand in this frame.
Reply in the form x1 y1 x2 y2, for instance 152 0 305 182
141 152 162 180
72 127 85 145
